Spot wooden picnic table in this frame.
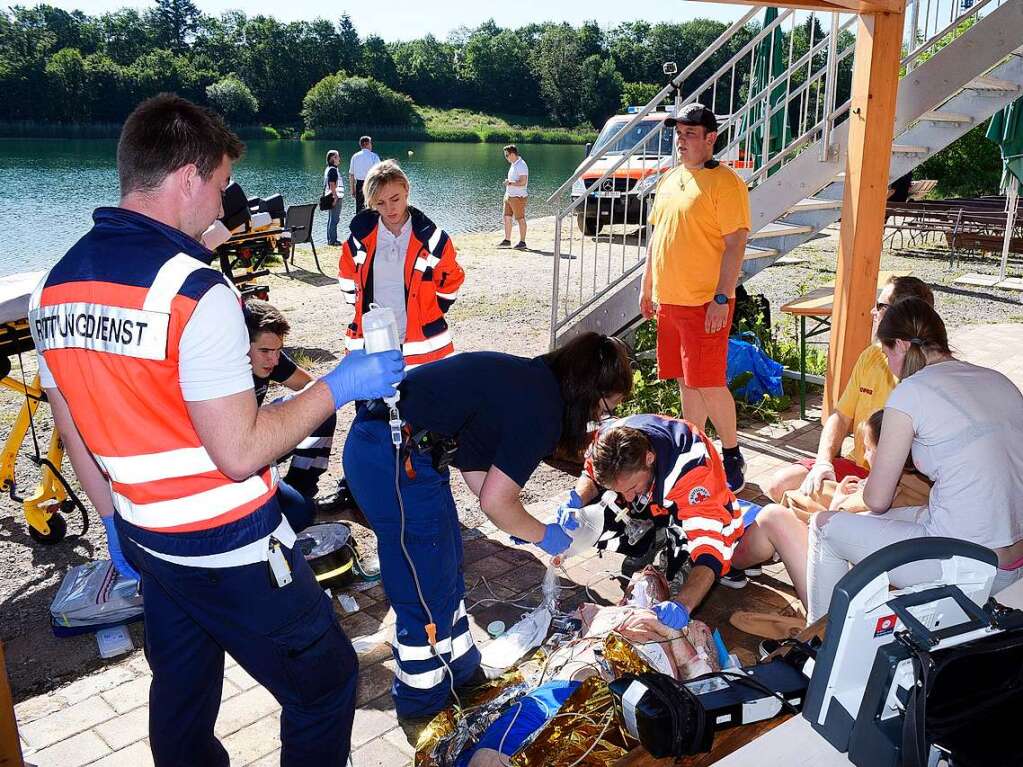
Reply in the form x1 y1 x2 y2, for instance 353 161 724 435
780 272 904 418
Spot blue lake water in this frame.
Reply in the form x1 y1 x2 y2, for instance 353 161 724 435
0 138 585 277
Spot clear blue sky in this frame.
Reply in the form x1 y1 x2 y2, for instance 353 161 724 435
46 0 750 41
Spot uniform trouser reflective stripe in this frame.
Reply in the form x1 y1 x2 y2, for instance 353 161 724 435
342 415 481 718
117 519 357 767
393 602 472 662
271 400 336 498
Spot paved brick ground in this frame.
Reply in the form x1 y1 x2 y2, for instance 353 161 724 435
14 321 1023 767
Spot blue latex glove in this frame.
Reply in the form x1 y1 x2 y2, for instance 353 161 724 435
653 600 690 630
321 349 405 408
555 490 583 531
511 523 573 557
101 515 140 583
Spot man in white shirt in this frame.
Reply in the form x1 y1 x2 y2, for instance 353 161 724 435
499 144 529 250
349 135 381 213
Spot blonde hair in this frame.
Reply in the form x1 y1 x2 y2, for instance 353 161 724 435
363 159 409 209
325 149 339 165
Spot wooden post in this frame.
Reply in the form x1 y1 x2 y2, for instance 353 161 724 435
824 7 905 411
0 643 24 767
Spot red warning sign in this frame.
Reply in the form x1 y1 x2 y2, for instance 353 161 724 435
874 614 898 637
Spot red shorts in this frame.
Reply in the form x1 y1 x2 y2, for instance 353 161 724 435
796 456 869 480
656 301 734 388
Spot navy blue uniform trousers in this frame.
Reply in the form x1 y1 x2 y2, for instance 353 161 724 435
342 414 481 718
117 506 357 767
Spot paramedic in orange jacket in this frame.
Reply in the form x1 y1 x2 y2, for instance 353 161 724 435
338 160 465 368
29 95 404 767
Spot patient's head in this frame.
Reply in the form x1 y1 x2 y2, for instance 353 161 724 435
589 425 655 502
861 410 884 467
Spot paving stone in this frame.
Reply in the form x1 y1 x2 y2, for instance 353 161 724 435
245 748 282 767
382 724 416 757
222 711 281 765
351 732 413 767
15 665 136 726
351 704 398 748
214 686 280 739
464 554 518 581
87 740 154 767
20 696 118 750
355 659 395 707
461 538 505 565
224 663 260 692
221 677 241 702
28 730 111 767
94 705 150 751
101 676 151 715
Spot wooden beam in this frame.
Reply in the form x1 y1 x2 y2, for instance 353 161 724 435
824 8 905 413
702 0 906 14
0 643 24 767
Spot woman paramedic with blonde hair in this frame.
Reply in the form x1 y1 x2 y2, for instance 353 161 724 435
337 159 464 368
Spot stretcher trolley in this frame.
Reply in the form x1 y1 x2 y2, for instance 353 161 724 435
0 271 88 544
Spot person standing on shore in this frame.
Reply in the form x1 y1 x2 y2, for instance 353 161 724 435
324 149 344 246
349 135 380 213
29 94 405 767
498 144 529 250
639 104 750 494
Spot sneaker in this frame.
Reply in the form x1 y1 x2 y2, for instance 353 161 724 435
313 479 368 527
744 565 763 577
722 451 746 494
513 241 528 250
719 569 748 589
497 239 512 247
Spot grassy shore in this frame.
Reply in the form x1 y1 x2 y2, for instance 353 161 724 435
0 108 595 144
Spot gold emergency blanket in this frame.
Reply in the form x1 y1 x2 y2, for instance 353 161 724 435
415 668 527 766
510 633 646 767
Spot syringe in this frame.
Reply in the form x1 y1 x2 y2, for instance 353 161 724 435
361 304 403 446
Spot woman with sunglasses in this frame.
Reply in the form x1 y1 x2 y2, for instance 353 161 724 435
762 275 935 506
341 332 633 722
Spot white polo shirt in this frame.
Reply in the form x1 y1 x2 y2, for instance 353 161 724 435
506 157 529 198
349 149 381 182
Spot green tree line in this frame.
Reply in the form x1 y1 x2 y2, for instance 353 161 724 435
1 1 770 133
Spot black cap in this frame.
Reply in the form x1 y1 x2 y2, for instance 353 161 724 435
664 103 718 132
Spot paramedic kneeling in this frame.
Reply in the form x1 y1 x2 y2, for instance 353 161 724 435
29 95 404 767
342 332 633 720
564 416 743 631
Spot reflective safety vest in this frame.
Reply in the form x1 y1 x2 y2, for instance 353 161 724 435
29 207 278 535
586 414 742 576
339 206 464 367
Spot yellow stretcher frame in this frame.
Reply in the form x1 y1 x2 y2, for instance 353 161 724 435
1 319 76 544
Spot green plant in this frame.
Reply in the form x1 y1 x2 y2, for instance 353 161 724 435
301 73 420 133
206 74 258 123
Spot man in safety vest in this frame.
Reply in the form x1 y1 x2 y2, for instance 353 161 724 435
29 95 404 767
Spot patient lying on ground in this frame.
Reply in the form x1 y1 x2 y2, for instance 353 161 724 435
463 566 719 766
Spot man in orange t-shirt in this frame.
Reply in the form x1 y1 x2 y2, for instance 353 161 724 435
640 103 751 493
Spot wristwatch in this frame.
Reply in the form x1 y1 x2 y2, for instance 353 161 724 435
713 293 729 305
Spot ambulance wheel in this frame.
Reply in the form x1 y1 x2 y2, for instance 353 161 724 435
576 213 602 237
29 512 66 544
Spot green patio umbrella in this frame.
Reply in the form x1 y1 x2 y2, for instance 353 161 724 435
985 96 1023 280
745 8 792 174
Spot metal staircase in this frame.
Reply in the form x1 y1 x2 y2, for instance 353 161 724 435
548 0 1023 347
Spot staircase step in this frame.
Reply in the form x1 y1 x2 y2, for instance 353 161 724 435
968 76 1022 92
788 198 843 213
919 111 974 124
892 145 930 154
750 221 814 240
743 245 778 262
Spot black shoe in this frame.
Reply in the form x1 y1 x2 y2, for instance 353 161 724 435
513 241 528 250
397 713 436 747
313 479 368 527
723 451 746 494
454 665 492 697
719 569 748 589
497 239 511 247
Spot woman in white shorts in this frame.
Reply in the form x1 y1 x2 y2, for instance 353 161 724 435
806 297 1023 622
